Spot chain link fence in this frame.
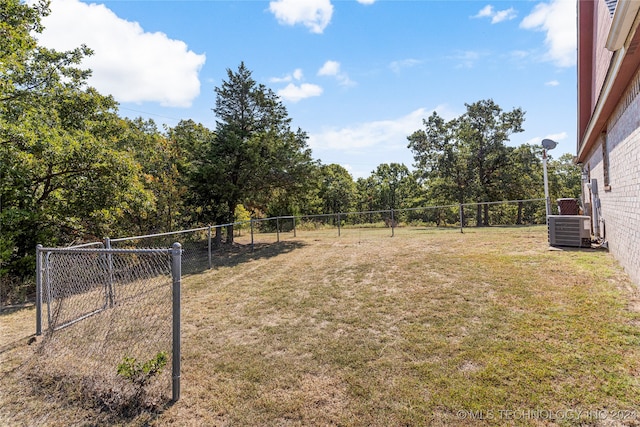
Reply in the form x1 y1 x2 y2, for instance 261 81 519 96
291 198 547 239
94 199 547 271
108 228 208 275
30 244 181 416
24 197 545 416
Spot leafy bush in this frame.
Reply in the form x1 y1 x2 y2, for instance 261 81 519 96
117 352 168 388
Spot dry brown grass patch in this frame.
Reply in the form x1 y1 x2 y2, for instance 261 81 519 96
2 226 640 426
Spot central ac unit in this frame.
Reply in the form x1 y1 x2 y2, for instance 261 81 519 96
548 215 592 248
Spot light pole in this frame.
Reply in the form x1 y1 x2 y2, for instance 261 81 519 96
541 138 558 217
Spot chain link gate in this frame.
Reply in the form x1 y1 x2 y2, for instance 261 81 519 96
35 243 182 404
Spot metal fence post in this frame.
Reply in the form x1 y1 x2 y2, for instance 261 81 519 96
459 204 464 234
337 213 341 237
35 244 43 336
104 237 114 307
276 217 280 243
45 251 52 328
171 242 182 402
207 226 212 270
293 216 297 238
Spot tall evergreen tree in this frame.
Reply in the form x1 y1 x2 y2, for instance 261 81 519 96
195 62 316 242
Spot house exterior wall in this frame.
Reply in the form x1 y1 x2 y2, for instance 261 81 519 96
593 0 614 107
582 65 640 285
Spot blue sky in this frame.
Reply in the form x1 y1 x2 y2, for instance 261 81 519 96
35 0 577 179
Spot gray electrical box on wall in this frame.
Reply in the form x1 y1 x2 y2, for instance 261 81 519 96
548 215 592 248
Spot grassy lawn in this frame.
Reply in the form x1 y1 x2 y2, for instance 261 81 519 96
2 225 640 426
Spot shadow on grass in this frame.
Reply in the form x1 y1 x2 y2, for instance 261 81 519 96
0 302 34 316
21 361 179 426
547 244 609 253
0 334 37 356
211 240 307 269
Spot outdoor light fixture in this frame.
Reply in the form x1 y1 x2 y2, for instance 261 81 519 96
541 139 558 217
581 169 589 182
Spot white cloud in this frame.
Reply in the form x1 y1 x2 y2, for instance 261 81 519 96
492 8 517 24
309 106 460 178
270 75 293 84
389 59 422 73
474 5 517 24
449 50 485 69
277 83 323 102
308 107 453 151
318 60 340 76
356 0 375 4
269 0 333 34
545 80 560 86
293 68 304 80
545 131 568 141
270 68 304 83
520 0 576 68
317 60 355 86
475 5 494 18
524 131 568 146
33 0 205 107
273 68 323 102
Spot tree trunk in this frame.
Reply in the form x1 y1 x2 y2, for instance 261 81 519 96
516 201 523 225
483 203 489 226
214 227 222 248
476 204 482 227
226 224 234 244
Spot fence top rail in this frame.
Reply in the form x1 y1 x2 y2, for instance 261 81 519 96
459 198 545 208
298 209 390 219
109 227 209 242
399 204 460 213
66 242 105 249
96 198 546 243
37 246 179 255
248 216 294 223
340 209 391 216
211 221 244 229
287 199 545 218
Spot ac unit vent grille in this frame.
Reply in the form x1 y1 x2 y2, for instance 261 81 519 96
548 215 591 248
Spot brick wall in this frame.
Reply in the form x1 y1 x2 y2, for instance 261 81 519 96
584 67 640 286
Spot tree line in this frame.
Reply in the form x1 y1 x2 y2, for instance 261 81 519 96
0 0 580 302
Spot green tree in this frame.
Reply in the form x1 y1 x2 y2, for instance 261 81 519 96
371 163 412 210
167 119 216 226
501 144 544 224
0 0 149 299
457 99 525 225
408 100 525 226
317 164 356 217
114 118 191 235
548 152 582 211
407 112 475 224
195 62 316 242
355 176 378 223
368 163 417 225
